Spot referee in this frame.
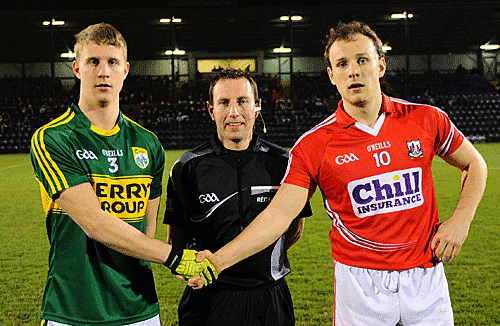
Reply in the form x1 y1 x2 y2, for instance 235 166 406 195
164 69 312 325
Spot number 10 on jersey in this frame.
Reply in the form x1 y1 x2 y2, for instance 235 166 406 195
373 151 391 168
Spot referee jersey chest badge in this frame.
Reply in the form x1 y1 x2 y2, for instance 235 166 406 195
132 147 149 169
407 140 423 158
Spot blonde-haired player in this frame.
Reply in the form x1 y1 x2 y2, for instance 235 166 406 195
31 23 216 326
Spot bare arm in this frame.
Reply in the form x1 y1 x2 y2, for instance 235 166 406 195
55 182 172 264
209 183 309 272
145 196 160 238
431 138 488 262
285 217 305 250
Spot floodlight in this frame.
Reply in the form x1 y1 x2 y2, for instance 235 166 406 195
480 43 500 50
391 13 413 19
61 52 76 58
165 49 186 55
161 17 182 23
273 47 292 53
43 20 65 26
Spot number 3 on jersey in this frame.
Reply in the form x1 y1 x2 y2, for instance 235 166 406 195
108 157 119 173
373 151 391 168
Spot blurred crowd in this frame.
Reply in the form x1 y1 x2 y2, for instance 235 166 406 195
0 69 498 152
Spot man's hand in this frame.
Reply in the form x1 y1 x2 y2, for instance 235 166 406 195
165 249 218 285
186 250 221 289
432 139 487 263
430 217 472 263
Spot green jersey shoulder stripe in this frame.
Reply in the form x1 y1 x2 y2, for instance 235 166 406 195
31 109 75 195
32 104 163 324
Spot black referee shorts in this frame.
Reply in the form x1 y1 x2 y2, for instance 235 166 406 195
178 278 295 326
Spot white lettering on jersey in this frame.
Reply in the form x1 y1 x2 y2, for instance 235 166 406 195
102 149 124 157
347 167 423 218
366 141 391 152
199 193 220 204
76 149 98 160
335 153 359 165
252 186 279 203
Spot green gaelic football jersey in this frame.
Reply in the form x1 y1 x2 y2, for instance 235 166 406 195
30 104 165 325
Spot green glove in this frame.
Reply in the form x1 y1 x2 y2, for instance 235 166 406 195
164 248 218 285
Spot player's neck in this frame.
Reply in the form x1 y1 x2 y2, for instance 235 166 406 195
343 94 382 128
78 97 120 131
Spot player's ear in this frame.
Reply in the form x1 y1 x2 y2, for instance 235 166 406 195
72 60 81 80
378 57 386 79
207 102 215 121
327 66 335 86
124 62 130 77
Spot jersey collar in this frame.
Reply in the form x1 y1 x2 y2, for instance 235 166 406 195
335 92 398 128
210 132 261 155
71 103 123 136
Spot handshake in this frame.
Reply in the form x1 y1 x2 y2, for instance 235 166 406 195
164 248 218 286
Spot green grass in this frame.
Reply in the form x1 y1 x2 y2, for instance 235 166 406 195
0 143 499 325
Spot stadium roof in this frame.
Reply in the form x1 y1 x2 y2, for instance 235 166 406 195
0 1 499 63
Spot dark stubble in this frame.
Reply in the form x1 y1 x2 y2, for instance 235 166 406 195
98 99 109 108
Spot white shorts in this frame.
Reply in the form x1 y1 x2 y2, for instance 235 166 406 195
44 314 160 326
333 261 453 326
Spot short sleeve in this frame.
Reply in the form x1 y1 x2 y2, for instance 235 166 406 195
149 141 165 200
163 161 188 229
30 128 89 198
432 107 464 157
282 135 322 197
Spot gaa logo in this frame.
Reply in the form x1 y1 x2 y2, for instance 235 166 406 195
335 153 359 165
199 193 220 204
76 149 98 160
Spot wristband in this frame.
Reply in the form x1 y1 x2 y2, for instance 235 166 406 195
164 247 183 274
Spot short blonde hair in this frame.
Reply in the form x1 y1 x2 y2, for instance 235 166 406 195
74 23 127 61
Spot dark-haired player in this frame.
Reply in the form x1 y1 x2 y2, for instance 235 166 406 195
204 21 487 325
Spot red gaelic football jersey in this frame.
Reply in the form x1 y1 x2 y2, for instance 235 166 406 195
283 93 464 270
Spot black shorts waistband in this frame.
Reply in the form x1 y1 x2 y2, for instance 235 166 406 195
194 277 287 292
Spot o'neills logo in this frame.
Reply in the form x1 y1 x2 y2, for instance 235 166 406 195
347 168 423 218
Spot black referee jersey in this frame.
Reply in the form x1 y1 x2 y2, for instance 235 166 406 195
163 133 312 288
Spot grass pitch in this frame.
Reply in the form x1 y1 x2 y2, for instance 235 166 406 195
0 143 498 325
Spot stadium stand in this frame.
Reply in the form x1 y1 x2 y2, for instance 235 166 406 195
0 71 498 154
